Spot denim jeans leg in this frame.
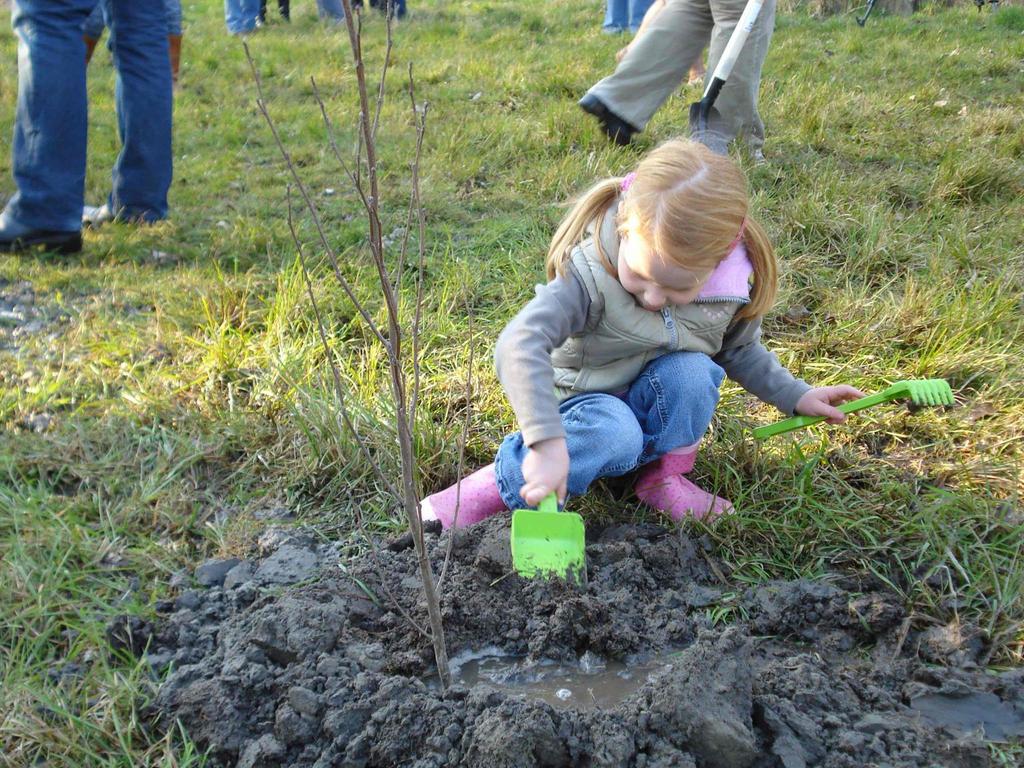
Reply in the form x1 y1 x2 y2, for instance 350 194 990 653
603 0 628 31
624 351 725 463
5 0 97 232
106 0 173 221
165 0 183 35
494 393 645 511
224 0 259 33
82 1 107 39
628 0 654 31
317 0 345 22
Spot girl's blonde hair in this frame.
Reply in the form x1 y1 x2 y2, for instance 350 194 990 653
545 138 777 320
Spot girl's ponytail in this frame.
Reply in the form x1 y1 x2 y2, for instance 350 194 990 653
736 216 777 321
546 178 623 280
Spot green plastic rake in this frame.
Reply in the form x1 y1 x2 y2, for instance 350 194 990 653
753 379 954 440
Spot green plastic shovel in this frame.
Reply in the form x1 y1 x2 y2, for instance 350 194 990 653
511 493 586 584
752 379 954 440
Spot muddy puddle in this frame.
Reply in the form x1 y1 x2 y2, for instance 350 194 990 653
144 517 1023 767
441 647 674 711
910 690 1024 742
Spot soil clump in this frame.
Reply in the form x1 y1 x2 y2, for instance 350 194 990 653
150 518 1022 767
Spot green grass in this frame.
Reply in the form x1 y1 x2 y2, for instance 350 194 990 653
1 1 1023 763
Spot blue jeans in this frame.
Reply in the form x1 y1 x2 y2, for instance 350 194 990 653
495 351 724 511
84 0 181 38
370 0 407 18
603 0 654 32
316 0 408 22
83 0 106 38
5 0 173 231
316 0 345 21
224 0 260 33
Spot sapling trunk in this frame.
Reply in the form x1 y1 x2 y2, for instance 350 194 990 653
245 0 451 687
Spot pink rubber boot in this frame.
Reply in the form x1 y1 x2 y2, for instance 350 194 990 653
420 463 508 529
634 443 733 522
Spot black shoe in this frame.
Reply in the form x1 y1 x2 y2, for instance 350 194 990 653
579 93 638 146
0 213 81 254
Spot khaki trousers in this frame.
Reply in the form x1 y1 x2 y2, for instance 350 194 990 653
586 0 776 151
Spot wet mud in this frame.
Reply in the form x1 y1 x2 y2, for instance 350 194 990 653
149 518 1024 767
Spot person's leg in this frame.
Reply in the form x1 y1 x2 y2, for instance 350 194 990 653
603 0 629 32
628 0 655 31
82 2 106 62
584 0 714 135
626 351 723 461
420 462 507 529
705 0 776 154
423 393 646 529
164 0 182 84
624 351 731 520
2 0 96 239
316 0 345 22
278 0 290 21
224 0 258 34
688 50 706 84
105 0 172 221
495 394 645 513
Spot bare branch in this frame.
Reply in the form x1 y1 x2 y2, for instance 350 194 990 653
254 7 451 688
243 42 389 352
307 76 387 301
371 3 395 145
391 68 428 299
323 409 428 639
286 187 402 503
408 66 430 429
310 75 360 189
438 302 474 592
363 546 430 638
289 186 427 638
337 0 450 687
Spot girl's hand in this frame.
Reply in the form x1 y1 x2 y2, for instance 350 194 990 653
520 437 569 507
795 385 866 424
616 44 631 63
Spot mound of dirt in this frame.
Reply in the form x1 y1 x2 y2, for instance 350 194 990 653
149 518 1022 767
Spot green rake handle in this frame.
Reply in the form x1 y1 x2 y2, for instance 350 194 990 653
753 390 894 440
752 379 952 440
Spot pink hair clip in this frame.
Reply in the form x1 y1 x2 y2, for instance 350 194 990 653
726 217 747 252
620 172 637 192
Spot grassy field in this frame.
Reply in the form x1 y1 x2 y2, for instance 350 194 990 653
1 0 1023 763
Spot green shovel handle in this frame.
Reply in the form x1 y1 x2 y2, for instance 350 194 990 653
753 389 896 440
538 493 559 514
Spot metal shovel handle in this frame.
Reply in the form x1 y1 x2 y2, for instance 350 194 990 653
702 0 765 102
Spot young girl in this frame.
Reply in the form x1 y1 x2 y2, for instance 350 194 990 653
422 138 862 528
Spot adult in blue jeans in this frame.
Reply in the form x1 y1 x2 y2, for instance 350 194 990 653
603 0 654 33
225 0 260 34
83 0 183 85
0 0 173 255
314 0 408 24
